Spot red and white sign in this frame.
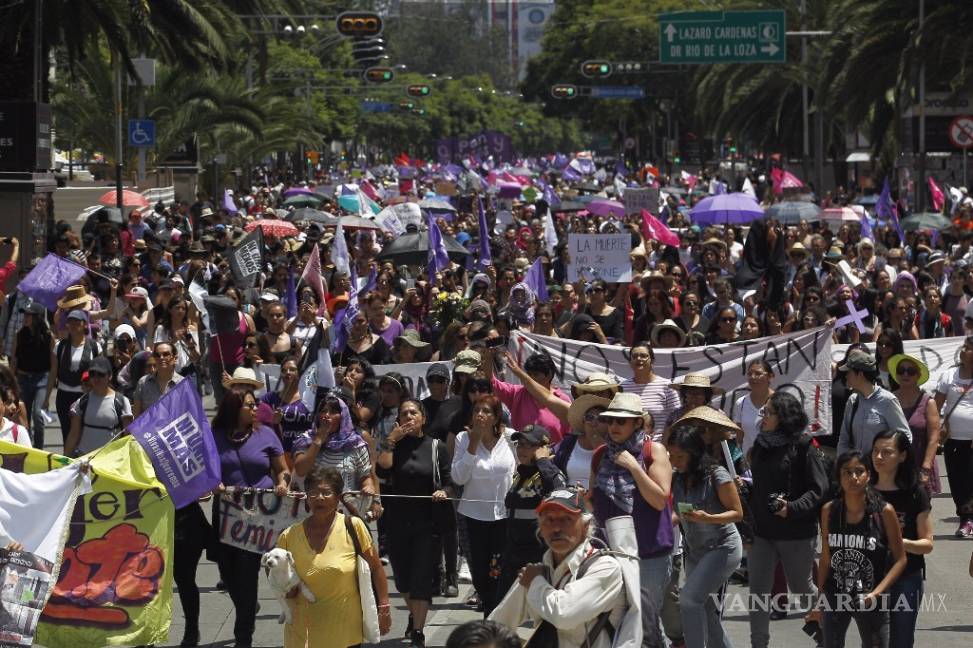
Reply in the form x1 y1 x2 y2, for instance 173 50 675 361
948 115 973 149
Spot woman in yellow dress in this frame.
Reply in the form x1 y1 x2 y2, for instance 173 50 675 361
276 466 392 648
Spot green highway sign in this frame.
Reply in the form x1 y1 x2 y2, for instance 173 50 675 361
658 10 786 64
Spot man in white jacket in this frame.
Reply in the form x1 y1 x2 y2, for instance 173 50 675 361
489 490 626 648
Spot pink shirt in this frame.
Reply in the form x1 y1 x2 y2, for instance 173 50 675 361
492 376 571 444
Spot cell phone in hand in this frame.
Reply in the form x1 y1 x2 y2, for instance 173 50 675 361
676 502 698 514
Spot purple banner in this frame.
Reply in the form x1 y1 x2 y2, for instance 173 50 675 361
17 254 87 312
435 130 514 163
127 378 221 509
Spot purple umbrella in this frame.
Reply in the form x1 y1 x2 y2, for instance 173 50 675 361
690 193 764 225
283 186 314 197
587 199 626 218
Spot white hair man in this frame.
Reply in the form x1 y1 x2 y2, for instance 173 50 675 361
489 489 626 648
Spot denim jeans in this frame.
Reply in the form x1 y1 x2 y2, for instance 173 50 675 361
889 570 923 648
682 541 743 648
16 371 47 450
640 553 672 648
660 552 684 644
822 606 889 648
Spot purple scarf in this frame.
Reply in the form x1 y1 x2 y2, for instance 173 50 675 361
323 397 368 453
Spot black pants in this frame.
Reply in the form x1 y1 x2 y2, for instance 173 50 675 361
944 439 973 519
216 544 262 644
55 388 81 448
388 523 442 602
173 503 209 634
463 516 508 616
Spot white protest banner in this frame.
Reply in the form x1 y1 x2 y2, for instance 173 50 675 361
567 234 633 283
374 206 406 237
0 464 90 647
373 362 454 400
394 202 422 230
623 187 660 216
835 335 966 390
217 492 305 555
510 326 834 434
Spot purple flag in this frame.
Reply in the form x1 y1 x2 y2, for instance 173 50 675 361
877 178 903 244
525 258 548 302
127 378 221 509
223 190 237 214
331 267 360 354
553 153 569 169
561 165 582 183
427 211 450 277
477 196 492 270
860 212 874 242
284 266 297 318
17 254 88 311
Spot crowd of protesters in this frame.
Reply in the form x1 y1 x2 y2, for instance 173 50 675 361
3 160 973 648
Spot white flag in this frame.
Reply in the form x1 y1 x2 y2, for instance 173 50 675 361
331 222 350 276
742 177 757 199
542 207 559 257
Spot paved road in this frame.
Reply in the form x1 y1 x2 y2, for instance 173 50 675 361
52 184 132 223
37 400 973 648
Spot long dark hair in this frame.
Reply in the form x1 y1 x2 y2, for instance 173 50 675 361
21 305 52 345
213 391 250 431
830 451 886 526
669 424 718 487
869 429 919 492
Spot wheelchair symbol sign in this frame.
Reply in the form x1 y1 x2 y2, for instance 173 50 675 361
128 119 156 147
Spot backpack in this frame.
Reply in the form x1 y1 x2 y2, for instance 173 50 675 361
77 391 127 435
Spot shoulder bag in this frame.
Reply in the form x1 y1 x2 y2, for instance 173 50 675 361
344 514 381 644
940 379 973 442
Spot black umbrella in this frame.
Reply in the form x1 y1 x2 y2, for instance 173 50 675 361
286 208 339 225
376 232 472 266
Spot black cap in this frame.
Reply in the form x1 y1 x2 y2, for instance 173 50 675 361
511 424 551 447
426 363 451 381
839 349 878 373
88 356 113 376
19 301 46 316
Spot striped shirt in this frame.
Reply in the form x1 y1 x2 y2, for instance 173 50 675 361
618 376 682 441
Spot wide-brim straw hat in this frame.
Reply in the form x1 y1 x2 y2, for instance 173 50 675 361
567 394 612 432
675 405 742 435
57 285 93 310
650 319 687 347
887 353 930 386
571 372 622 398
599 392 645 419
227 367 264 389
672 372 725 395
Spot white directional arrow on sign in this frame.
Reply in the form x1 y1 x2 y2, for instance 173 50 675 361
760 42 780 56
664 24 677 42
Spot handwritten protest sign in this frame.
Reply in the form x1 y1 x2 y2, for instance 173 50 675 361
217 492 305 555
375 205 407 236
624 187 660 216
0 437 174 648
510 327 833 434
567 234 633 283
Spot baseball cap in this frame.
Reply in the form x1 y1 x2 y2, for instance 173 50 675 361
536 489 589 516
452 349 481 375
426 363 451 381
511 424 551 447
839 349 877 373
19 301 46 316
88 356 112 376
66 309 89 322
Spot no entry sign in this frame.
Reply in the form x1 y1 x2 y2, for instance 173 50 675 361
948 115 973 149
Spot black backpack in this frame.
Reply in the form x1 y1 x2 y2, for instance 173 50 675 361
77 391 127 435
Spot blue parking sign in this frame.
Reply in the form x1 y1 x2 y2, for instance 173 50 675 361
128 119 155 147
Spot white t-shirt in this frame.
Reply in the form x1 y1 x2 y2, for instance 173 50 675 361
936 367 973 441
451 428 517 521
0 418 30 448
565 442 595 489
733 394 763 455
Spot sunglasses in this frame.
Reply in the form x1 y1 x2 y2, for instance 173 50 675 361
584 411 602 422
896 365 919 377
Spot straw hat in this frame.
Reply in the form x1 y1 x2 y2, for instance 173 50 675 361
702 237 727 250
675 405 742 435
650 319 687 347
640 270 674 288
788 242 809 258
887 353 930 386
672 372 725 395
599 392 645 419
226 367 264 389
57 285 93 310
567 394 612 432
570 372 622 398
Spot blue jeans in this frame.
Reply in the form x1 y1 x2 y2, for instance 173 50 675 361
640 553 672 648
889 570 923 648
682 541 743 648
17 371 48 450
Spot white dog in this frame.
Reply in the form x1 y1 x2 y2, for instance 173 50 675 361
261 548 316 624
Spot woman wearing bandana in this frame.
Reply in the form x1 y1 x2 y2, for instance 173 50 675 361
590 392 674 648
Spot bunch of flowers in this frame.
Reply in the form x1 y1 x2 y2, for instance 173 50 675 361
431 291 469 329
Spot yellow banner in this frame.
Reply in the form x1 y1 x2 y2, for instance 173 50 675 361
0 437 175 647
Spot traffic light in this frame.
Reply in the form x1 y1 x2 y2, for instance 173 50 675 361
335 12 383 37
364 67 394 83
550 84 577 99
581 60 612 78
407 84 431 97
399 100 415 111
352 37 387 68
306 150 320 165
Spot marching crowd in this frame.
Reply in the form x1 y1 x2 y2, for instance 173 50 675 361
3 162 973 648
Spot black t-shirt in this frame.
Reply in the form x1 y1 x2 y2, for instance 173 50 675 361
826 505 890 598
425 396 463 442
876 487 930 575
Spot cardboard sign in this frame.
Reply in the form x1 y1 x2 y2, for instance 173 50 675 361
567 234 633 283
624 187 660 216
217 492 304 555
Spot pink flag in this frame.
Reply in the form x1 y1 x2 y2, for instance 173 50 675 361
771 168 805 194
680 170 697 191
301 242 326 314
641 209 680 247
360 180 380 202
928 176 946 212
